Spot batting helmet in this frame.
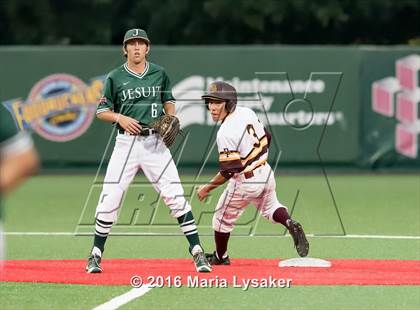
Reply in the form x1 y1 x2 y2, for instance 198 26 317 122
201 81 237 113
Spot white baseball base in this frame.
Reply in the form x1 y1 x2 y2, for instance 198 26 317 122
278 257 332 268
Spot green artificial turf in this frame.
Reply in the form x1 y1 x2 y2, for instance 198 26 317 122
1 174 419 310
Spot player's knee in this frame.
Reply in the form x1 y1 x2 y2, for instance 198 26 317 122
95 187 125 222
99 187 124 208
159 183 184 198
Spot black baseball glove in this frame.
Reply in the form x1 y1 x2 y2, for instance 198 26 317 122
151 114 180 147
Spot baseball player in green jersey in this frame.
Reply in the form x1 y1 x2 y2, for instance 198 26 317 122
0 104 39 261
86 28 211 273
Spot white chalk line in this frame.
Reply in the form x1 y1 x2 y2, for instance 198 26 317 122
3 232 420 240
92 285 153 310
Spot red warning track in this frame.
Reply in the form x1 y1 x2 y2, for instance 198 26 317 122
1 259 419 286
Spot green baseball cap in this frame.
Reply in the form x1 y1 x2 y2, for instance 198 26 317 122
123 28 150 45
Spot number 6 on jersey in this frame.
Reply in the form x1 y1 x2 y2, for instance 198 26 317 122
151 103 158 118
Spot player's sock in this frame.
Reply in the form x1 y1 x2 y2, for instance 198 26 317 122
215 231 230 259
93 218 113 253
177 211 201 251
91 246 102 257
272 207 290 227
190 244 203 256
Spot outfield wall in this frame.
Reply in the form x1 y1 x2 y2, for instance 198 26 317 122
0 46 419 169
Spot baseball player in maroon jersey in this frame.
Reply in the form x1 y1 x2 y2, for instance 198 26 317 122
197 81 309 265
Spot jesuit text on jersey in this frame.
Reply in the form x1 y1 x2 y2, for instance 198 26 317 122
121 86 161 101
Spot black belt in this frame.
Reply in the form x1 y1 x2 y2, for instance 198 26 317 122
118 128 157 136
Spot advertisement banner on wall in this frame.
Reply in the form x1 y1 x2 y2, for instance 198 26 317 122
361 48 420 168
0 47 361 167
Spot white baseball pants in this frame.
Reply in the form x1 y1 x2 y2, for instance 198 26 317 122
95 133 191 223
213 163 288 233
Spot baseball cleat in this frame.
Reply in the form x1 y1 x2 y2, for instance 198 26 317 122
205 251 231 265
288 220 309 257
193 251 212 272
86 254 102 273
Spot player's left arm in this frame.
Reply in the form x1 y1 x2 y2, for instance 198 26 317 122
163 102 175 116
161 70 176 116
264 126 272 147
197 172 227 202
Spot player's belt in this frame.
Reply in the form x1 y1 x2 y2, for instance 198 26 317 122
243 162 266 179
243 171 254 179
118 128 157 136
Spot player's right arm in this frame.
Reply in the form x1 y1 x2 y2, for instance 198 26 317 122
197 172 227 202
197 133 241 202
97 111 142 135
96 75 141 134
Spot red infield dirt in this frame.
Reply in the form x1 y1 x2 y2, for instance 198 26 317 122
1 259 419 286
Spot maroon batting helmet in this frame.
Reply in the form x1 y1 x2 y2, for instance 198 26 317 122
202 81 237 113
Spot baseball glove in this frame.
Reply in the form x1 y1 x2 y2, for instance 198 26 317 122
151 114 180 147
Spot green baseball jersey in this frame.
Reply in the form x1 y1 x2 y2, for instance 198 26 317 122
97 61 175 127
0 105 19 144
